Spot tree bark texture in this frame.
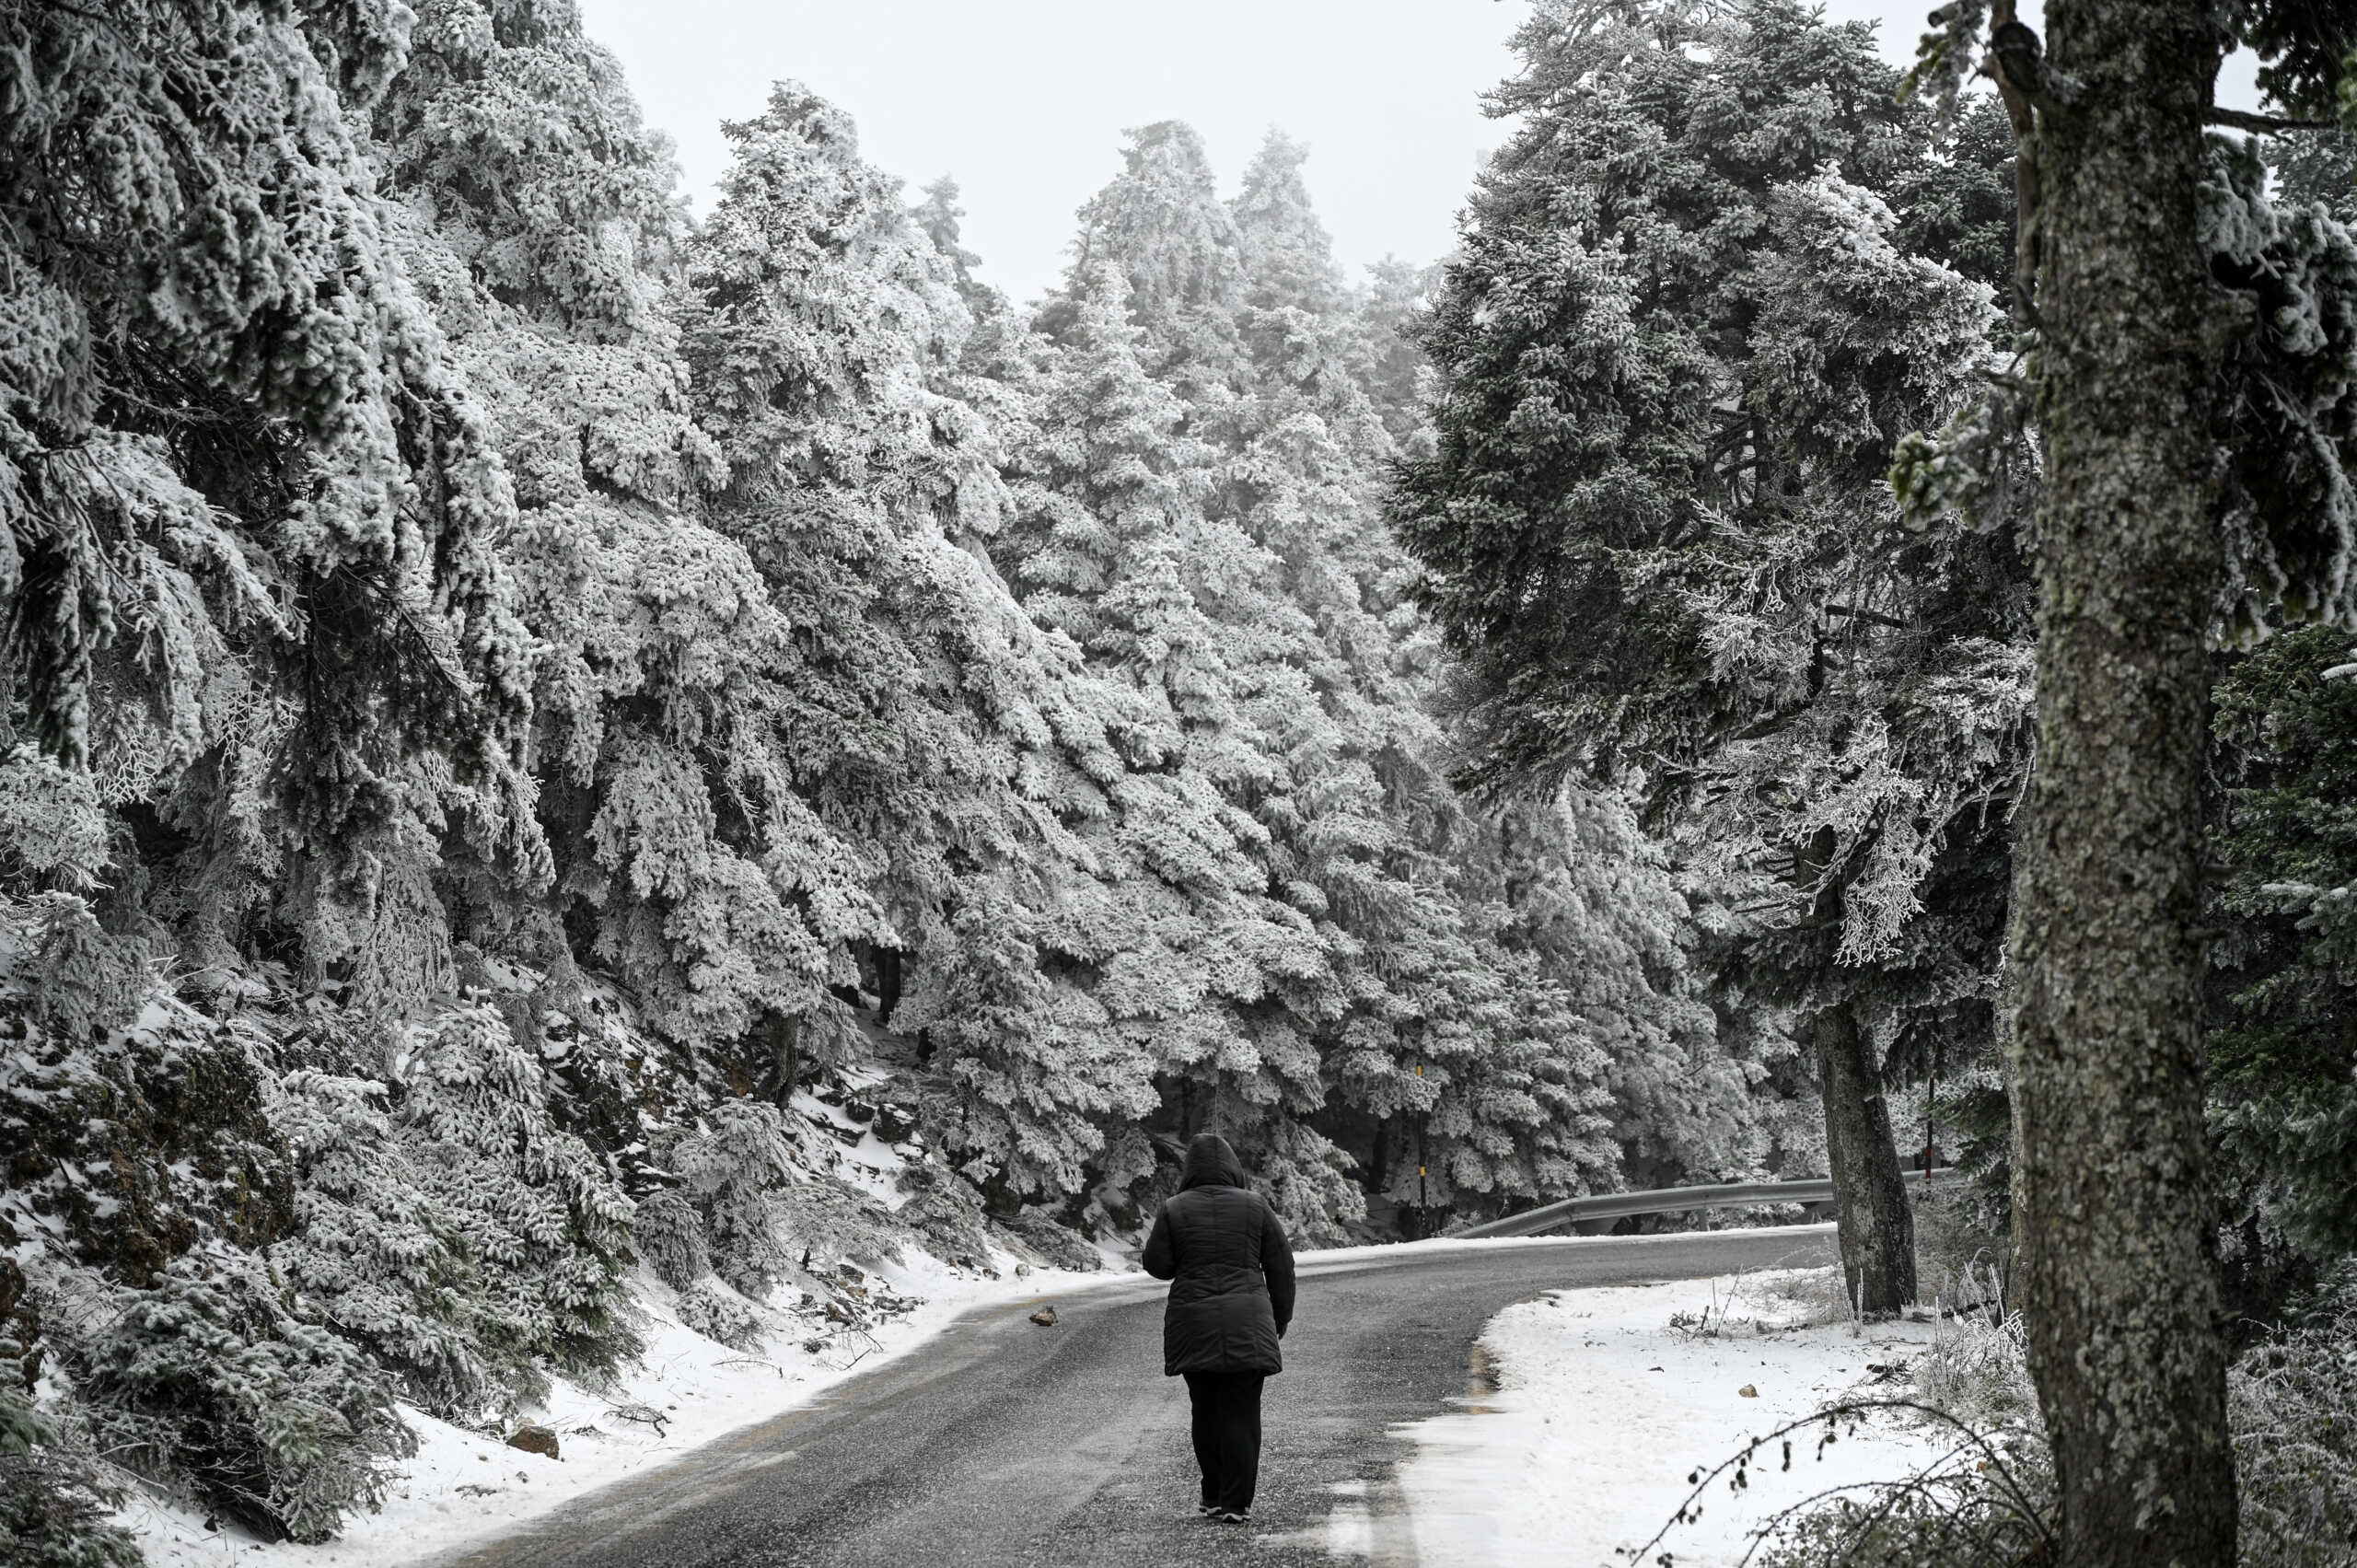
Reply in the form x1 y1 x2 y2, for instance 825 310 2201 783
2011 3 2236 1562
1812 1005 1917 1316
768 1009 801 1105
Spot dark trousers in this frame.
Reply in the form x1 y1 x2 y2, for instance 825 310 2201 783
1182 1370 1265 1512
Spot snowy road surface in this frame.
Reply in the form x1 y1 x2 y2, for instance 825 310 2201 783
427 1226 1836 1568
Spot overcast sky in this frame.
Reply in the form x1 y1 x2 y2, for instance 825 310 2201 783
575 1 2260 306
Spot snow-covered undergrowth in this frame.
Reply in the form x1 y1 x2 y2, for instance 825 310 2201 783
114 1249 1098 1568
0 896 1124 1567
2232 1267 2357 1568
1396 1269 1948 1568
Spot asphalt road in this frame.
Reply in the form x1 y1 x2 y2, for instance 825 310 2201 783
434 1226 1835 1568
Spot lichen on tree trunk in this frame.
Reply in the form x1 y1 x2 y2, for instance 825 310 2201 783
2008 1 2239 1561
1812 1005 1916 1316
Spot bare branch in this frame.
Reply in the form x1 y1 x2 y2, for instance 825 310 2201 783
2204 107 2340 134
1825 603 1913 633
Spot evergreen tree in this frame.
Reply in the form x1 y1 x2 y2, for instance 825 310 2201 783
998 265 1360 1222
1390 0 2030 1308
366 0 838 1061
2208 627 2357 1312
1027 127 1667 1227
1067 122 1247 408
0 0 542 980
679 86 1171 1202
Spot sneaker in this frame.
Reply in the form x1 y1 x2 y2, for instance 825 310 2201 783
1197 1504 1218 1517
1212 1509 1250 1524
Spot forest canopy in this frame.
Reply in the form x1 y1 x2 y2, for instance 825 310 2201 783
0 0 1793 1544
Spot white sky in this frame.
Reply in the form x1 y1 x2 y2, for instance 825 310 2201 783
575 0 2262 306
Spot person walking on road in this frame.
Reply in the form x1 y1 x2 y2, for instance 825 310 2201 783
1142 1132 1296 1524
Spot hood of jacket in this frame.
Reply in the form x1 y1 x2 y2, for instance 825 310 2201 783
1178 1132 1247 1191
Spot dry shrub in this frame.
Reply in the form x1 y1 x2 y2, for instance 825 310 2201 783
1916 1279 2039 1433
1782 1237 1866 1331
1652 1402 2054 1568
1729 1265 2357 1567
1911 1180 2011 1313
2234 1266 2357 1568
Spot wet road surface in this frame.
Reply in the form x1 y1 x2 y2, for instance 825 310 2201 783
433 1226 1835 1568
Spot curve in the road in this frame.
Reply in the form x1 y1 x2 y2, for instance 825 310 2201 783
433 1225 1837 1568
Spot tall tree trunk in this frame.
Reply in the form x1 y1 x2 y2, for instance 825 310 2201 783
1812 1005 1916 1315
875 946 904 1026
767 1009 800 1106
2009 2 2237 1561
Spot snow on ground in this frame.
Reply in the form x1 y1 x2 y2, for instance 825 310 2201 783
113 1250 1109 1567
1397 1264 1948 1568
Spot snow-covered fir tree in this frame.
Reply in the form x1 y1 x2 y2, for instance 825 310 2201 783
1390 0 2039 1307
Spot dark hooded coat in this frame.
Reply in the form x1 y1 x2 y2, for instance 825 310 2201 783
1142 1133 1296 1376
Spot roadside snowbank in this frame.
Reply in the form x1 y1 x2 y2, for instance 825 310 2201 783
1398 1267 1948 1567
113 1249 1109 1568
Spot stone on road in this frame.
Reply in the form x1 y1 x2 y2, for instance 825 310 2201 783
432 1228 1832 1568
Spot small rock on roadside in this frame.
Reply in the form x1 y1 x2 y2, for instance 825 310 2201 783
1738 1384 1758 1398
506 1422 561 1460
1029 1307 1058 1327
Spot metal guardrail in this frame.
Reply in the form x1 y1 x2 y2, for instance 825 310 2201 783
1450 1166 1964 1239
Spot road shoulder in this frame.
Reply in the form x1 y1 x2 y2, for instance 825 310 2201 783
1396 1267 1945 1566
113 1250 1113 1568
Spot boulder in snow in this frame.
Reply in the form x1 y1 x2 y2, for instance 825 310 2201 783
507 1423 561 1459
